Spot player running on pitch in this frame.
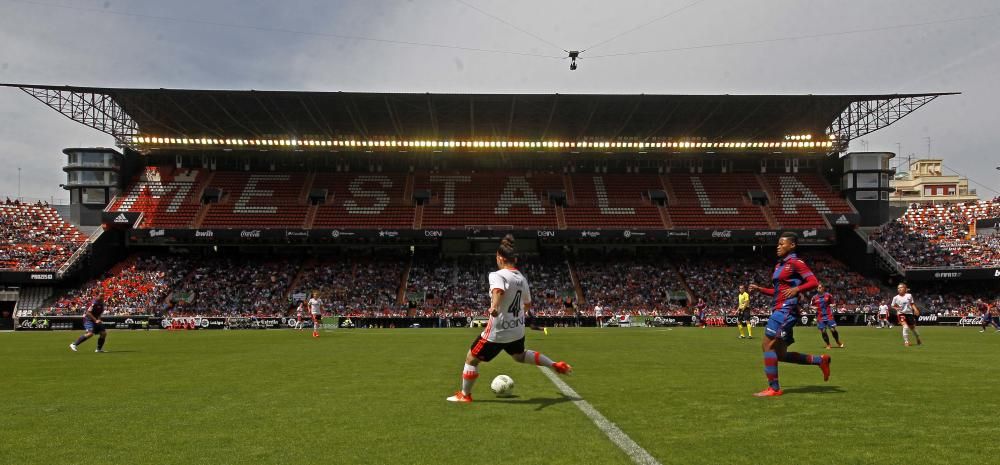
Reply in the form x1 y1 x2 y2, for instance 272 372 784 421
748 232 831 397
877 302 891 329
447 235 571 403
812 284 843 349
891 283 922 346
70 295 109 353
977 299 1000 333
737 285 753 339
308 292 323 338
293 299 305 331
695 298 708 329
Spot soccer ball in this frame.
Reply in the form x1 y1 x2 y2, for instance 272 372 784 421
490 374 515 396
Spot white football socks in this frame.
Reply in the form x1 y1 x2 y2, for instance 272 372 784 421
522 350 554 368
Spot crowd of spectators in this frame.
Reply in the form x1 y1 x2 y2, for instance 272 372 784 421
576 257 687 316
24 248 993 320
406 256 484 317
293 254 406 317
172 258 296 316
1 200 85 271
44 255 189 315
908 281 999 316
677 252 886 316
518 257 575 315
874 199 1000 268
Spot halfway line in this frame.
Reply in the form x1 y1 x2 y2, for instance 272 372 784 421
538 367 661 465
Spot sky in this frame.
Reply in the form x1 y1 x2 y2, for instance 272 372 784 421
0 0 998 203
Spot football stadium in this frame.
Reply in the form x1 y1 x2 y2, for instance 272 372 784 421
2 3 1000 465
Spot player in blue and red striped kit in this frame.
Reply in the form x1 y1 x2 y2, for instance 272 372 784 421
812 284 844 349
749 232 831 397
69 296 108 353
978 299 1000 333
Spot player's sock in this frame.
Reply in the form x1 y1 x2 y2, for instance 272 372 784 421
746 325 752 337
831 329 842 345
73 334 89 346
763 351 779 390
738 325 746 337
521 350 555 368
782 352 822 365
96 335 106 350
821 332 830 345
911 327 921 339
461 364 479 395
902 326 910 344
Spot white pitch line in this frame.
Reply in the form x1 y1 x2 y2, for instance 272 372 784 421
538 367 661 465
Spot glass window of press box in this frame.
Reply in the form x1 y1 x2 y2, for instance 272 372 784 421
68 171 117 185
81 188 107 204
843 153 891 172
67 151 117 168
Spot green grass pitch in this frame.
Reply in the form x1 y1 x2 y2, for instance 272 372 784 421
2 326 997 465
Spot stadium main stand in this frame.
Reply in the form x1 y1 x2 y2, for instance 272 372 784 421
415 172 563 228
109 166 207 228
666 174 771 229
759 174 856 228
1 200 86 271
564 175 666 229
312 174 415 229
106 169 862 231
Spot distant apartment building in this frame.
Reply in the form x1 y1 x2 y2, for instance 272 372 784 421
889 159 978 206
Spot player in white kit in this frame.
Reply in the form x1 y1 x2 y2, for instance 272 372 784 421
891 283 922 346
308 292 323 338
447 235 573 403
294 300 306 331
877 303 891 329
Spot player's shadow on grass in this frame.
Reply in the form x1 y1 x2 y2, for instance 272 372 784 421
476 393 576 411
98 350 140 354
781 385 845 395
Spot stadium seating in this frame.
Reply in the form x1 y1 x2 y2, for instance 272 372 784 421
0 201 86 271
564 175 666 229
574 257 688 315
677 252 885 316
48 255 189 315
291 254 407 316
200 172 309 227
415 173 562 228
312 173 415 228
760 174 855 228
107 166 207 228
666 174 770 228
874 199 1000 268
106 169 860 232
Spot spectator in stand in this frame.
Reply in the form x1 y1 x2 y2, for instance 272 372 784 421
293 253 406 317
874 200 1000 268
0 203 86 271
46 255 189 316
576 257 683 316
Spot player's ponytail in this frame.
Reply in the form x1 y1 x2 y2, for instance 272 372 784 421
497 234 517 263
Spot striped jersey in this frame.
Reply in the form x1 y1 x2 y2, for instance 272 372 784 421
812 292 835 321
481 268 532 343
757 253 818 314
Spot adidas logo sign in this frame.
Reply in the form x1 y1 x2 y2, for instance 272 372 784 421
835 215 849 225
113 214 130 224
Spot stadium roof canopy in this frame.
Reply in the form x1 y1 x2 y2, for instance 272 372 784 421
1 84 955 154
